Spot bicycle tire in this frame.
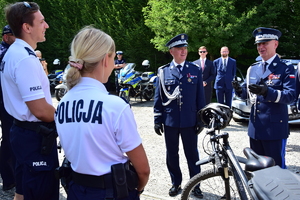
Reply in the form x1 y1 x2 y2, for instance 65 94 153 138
181 168 250 200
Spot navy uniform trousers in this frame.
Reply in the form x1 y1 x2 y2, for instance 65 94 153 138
0 97 15 188
67 181 140 200
164 126 200 186
10 124 59 199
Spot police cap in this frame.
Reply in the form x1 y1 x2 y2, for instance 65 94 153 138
165 34 188 49
2 25 13 36
116 51 123 55
252 27 281 44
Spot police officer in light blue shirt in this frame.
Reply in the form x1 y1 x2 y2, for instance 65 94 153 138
153 34 205 198
232 27 296 169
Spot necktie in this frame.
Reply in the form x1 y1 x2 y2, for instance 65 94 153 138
201 59 205 71
223 59 227 71
263 62 268 73
177 65 182 73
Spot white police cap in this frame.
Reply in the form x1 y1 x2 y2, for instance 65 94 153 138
252 27 282 44
165 34 188 49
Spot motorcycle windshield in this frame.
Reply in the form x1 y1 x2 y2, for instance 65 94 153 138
120 63 136 77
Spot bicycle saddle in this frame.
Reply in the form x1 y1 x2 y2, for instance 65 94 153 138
243 147 275 171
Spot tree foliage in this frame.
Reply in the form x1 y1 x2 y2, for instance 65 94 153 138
144 0 300 69
0 0 298 74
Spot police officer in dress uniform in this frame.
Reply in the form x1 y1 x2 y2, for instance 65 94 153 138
193 46 216 105
0 2 59 200
290 63 300 115
55 26 149 200
232 27 296 169
153 34 205 198
0 25 16 191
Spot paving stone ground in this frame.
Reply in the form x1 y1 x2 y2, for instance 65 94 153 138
0 96 299 200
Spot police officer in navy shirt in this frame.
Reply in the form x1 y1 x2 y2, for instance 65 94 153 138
232 27 296 168
153 34 205 198
0 25 16 191
114 51 126 93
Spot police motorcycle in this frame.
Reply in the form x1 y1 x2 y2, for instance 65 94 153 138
48 69 63 95
54 64 70 101
118 60 157 103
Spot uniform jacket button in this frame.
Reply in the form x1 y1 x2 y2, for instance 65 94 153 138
257 110 260 113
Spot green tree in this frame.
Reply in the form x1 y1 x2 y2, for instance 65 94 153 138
143 0 300 71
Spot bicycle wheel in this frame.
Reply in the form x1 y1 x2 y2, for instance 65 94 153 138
181 169 244 200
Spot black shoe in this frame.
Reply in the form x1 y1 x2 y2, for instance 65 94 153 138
193 187 203 198
169 185 181 197
3 183 15 191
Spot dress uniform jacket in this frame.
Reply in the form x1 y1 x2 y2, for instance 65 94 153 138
239 55 295 140
295 65 300 108
154 61 205 128
193 59 215 104
213 57 236 90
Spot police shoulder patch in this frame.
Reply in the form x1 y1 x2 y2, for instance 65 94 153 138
24 47 37 57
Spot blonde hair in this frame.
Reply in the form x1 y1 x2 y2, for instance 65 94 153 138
67 26 115 89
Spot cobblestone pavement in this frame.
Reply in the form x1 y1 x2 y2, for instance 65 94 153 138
0 96 299 200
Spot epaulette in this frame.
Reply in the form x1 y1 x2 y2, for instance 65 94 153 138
158 63 170 70
280 59 292 66
24 47 37 57
250 61 260 66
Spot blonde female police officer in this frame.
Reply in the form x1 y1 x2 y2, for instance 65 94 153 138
55 26 150 200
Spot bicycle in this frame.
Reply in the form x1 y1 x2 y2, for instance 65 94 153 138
181 103 300 200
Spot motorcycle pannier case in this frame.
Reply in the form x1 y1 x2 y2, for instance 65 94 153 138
248 165 300 200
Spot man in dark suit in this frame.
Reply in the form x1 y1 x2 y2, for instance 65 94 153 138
194 46 215 105
153 34 205 198
232 27 296 168
213 46 236 107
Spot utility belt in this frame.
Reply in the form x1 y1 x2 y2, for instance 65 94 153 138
56 158 138 199
13 119 57 155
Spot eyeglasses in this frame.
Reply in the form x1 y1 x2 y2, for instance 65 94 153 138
199 51 207 53
23 2 31 8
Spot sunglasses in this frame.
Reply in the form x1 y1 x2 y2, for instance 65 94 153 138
23 2 31 8
199 51 207 53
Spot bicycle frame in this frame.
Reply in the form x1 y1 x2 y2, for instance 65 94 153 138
200 127 257 200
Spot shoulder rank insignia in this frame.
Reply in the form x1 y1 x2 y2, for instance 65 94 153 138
250 61 260 66
24 47 37 57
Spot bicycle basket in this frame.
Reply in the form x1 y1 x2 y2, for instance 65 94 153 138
198 103 233 130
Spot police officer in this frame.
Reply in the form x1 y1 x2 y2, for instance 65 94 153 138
114 50 126 93
0 25 16 191
153 34 205 197
55 26 149 200
1 2 59 200
290 63 300 114
232 27 296 168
